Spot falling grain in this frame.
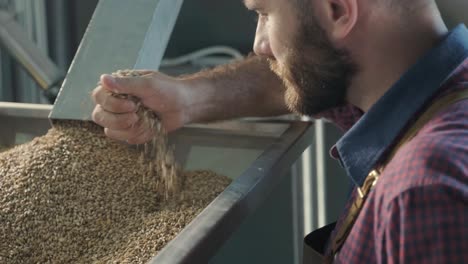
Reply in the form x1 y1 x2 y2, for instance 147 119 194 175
109 70 180 199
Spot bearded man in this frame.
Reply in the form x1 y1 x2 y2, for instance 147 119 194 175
91 0 468 262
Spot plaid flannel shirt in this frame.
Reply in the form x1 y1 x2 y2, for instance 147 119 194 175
318 25 468 263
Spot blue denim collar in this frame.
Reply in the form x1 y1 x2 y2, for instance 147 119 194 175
336 24 468 186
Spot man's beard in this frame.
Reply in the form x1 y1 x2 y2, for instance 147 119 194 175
269 17 357 116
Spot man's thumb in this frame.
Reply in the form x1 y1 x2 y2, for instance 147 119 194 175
100 74 150 98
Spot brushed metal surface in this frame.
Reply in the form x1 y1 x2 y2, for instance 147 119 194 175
50 0 183 120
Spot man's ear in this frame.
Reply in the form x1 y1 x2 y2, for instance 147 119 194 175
320 0 358 41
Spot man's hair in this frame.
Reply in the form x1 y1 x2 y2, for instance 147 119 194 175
383 0 434 11
294 0 434 14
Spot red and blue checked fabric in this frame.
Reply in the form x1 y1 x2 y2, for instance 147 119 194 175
324 57 468 263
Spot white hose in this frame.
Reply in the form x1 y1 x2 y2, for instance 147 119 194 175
161 46 244 67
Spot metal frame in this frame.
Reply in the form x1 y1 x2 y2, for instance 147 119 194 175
0 102 51 146
0 1 59 103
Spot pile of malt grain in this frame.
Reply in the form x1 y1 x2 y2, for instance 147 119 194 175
0 121 231 263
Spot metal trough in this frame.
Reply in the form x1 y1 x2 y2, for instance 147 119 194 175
0 102 313 263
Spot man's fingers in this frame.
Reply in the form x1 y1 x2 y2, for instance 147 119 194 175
100 73 155 98
92 105 139 130
104 126 153 145
127 130 154 145
92 87 136 114
92 70 186 142
103 119 148 140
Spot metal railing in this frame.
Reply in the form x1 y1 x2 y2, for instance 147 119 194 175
0 0 62 103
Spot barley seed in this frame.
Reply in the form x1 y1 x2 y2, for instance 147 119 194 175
0 121 231 263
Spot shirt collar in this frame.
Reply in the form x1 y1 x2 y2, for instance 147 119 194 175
336 24 468 187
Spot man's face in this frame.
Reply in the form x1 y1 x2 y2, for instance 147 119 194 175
246 0 357 115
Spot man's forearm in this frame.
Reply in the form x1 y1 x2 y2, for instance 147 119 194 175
181 56 290 123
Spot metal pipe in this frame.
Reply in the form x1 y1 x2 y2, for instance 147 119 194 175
0 10 64 101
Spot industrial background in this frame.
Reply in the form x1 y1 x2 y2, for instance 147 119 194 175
0 0 467 263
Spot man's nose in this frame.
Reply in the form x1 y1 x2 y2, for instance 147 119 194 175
253 22 273 57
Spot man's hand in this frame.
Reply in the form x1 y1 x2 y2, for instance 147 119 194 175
91 56 289 144
92 71 191 144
